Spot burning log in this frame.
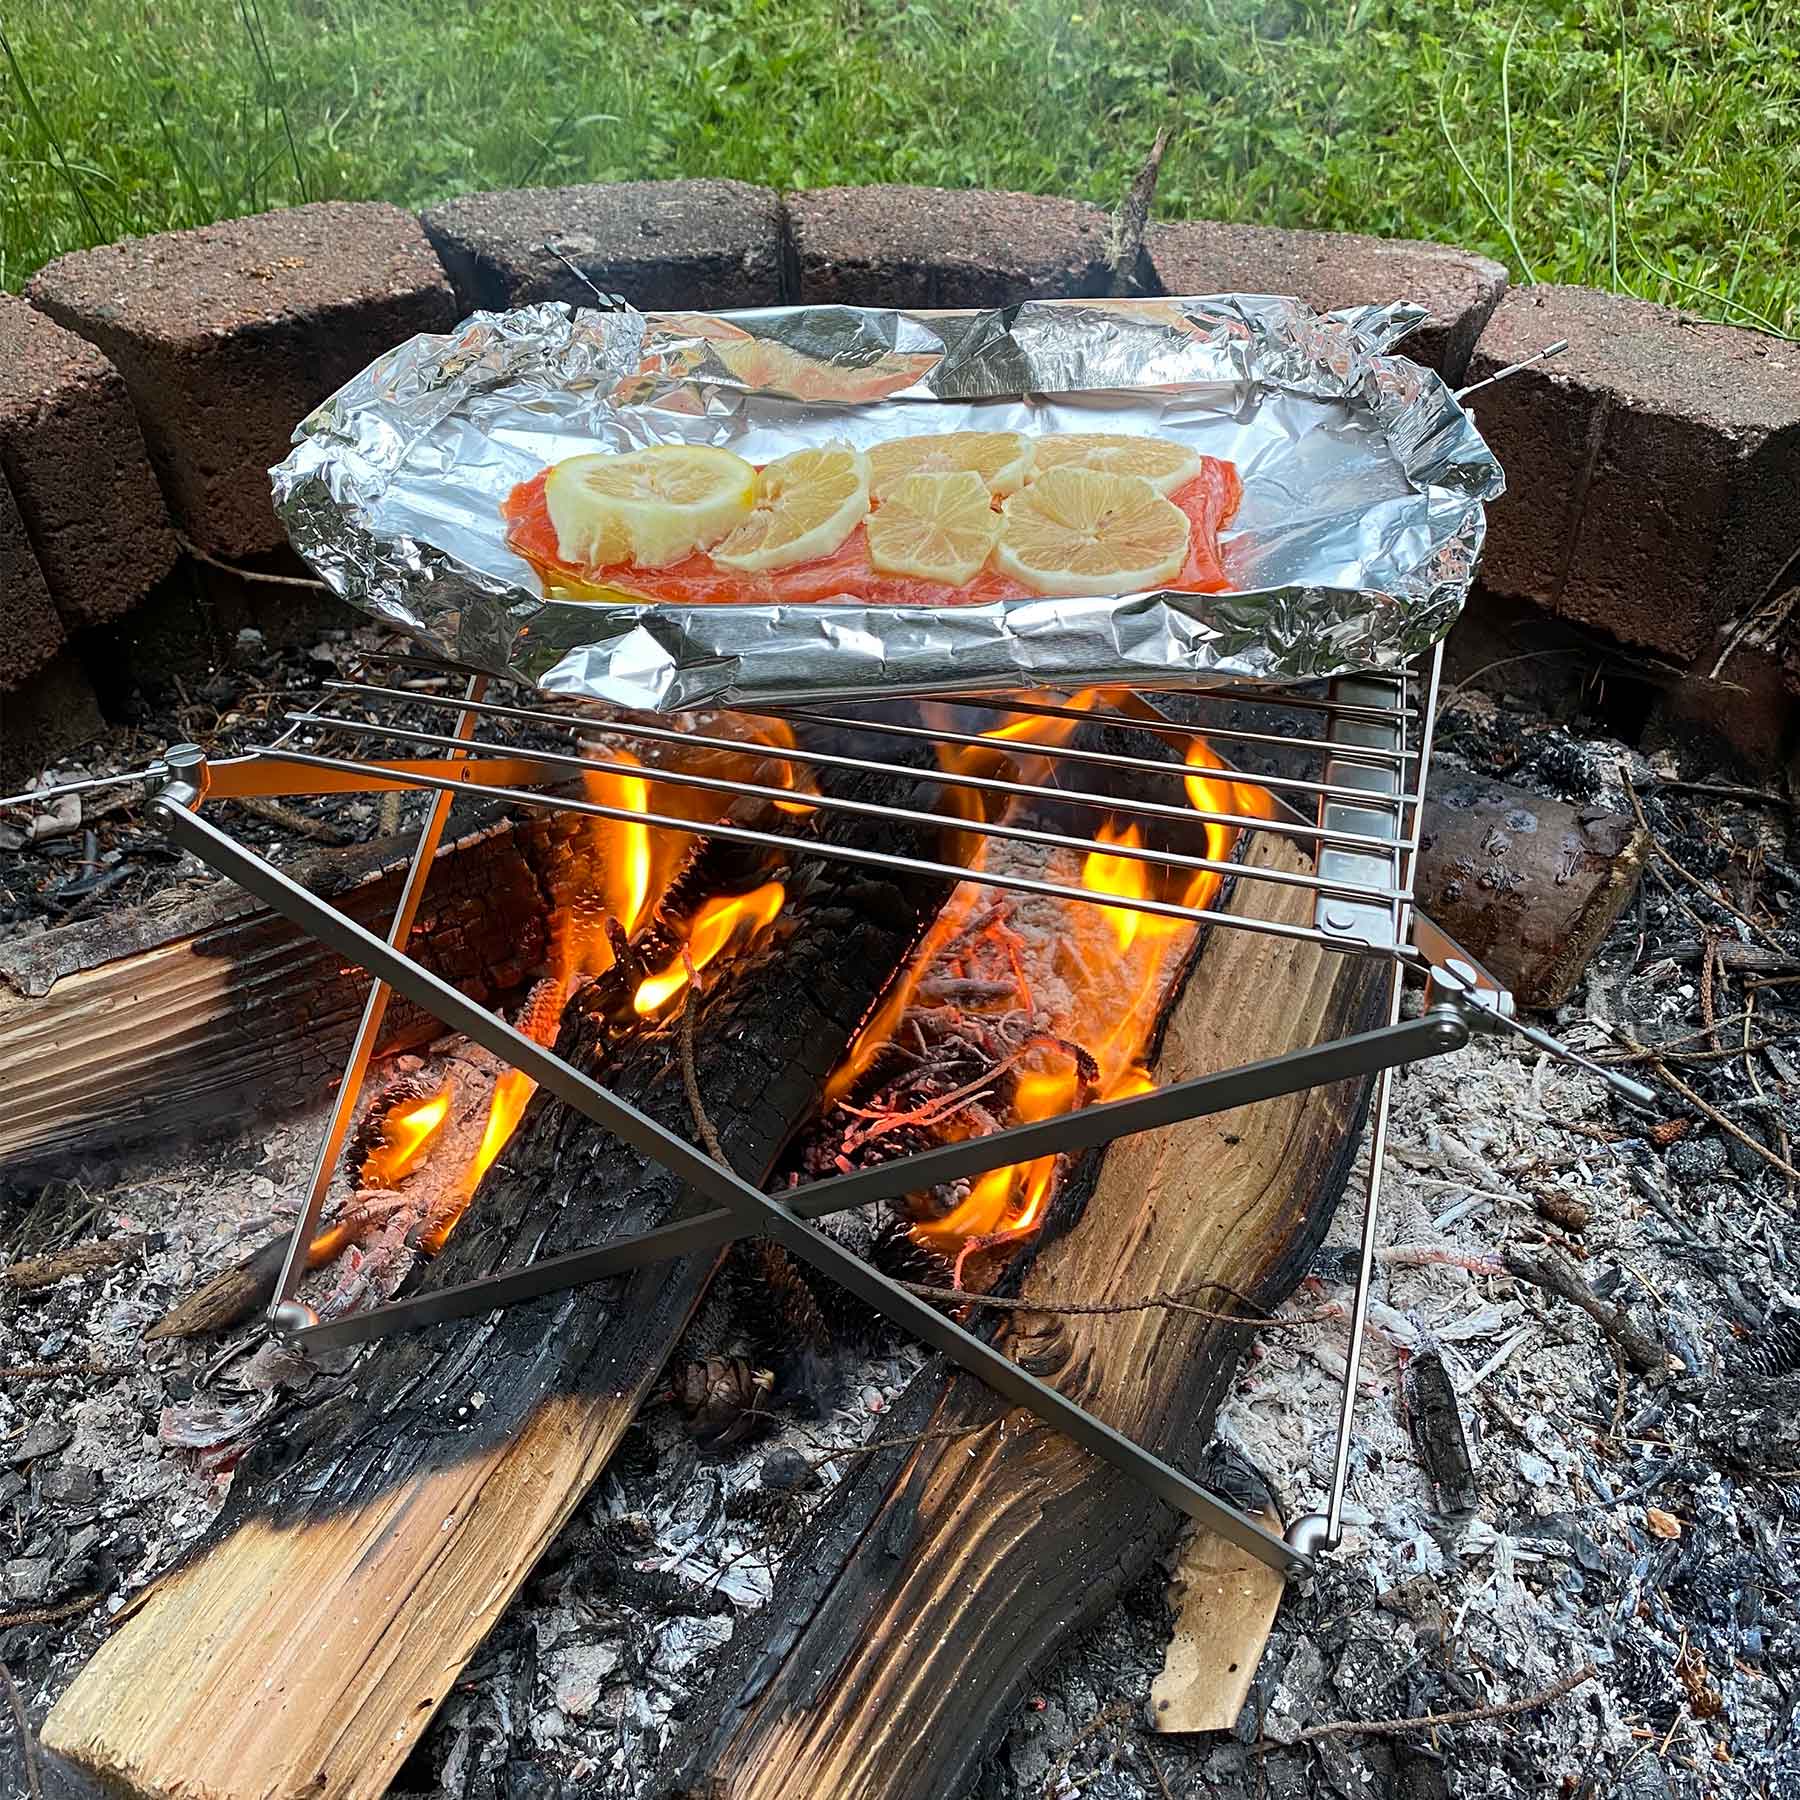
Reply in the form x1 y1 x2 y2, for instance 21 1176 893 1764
0 813 550 1178
657 833 1386 1800
39 760 950 1800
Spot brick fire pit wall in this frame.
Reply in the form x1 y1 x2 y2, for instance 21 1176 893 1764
4 181 1796 784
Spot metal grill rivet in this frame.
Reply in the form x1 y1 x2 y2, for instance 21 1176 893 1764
1322 904 1359 933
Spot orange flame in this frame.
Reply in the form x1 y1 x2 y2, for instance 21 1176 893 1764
890 718 1273 1264
634 881 786 1016
360 1080 453 1188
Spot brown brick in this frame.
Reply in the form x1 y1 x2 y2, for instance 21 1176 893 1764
788 186 1111 310
0 295 176 630
423 179 785 313
26 202 457 557
1466 285 1800 662
1147 220 1507 381
0 651 104 793
0 475 64 690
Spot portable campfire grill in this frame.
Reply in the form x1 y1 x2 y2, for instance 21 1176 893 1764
122 639 1649 1581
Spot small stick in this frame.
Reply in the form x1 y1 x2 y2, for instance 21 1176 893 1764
810 1422 994 1467
1624 1038 1800 1188
229 793 354 847
176 533 328 590
679 951 728 1168
1285 1661 1597 1744
1619 769 1781 951
1503 1244 1668 1376
0 1591 98 1629
1109 125 1172 294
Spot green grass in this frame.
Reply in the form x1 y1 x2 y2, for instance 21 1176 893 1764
3 0 1796 335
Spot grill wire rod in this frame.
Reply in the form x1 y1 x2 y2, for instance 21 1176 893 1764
145 651 1650 1578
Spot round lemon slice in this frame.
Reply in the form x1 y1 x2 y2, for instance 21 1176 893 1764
545 445 755 569
866 430 1035 501
710 443 870 572
995 467 1189 597
1028 433 1203 497
866 470 1000 585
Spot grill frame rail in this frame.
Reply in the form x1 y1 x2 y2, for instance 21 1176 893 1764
147 642 1646 1577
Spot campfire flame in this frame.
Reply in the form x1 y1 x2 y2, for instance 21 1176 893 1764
360 1080 454 1187
827 699 1276 1272
633 881 786 1017
398 715 811 1251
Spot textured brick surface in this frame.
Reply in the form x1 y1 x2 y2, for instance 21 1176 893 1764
1466 285 1800 662
788 186 1112 309
0 651 104 792
0 295 176 631
26 202 457 556
423 179 785 313
1148 220 1507 381
0 476 64 690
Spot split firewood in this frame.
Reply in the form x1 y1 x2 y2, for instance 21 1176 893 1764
42 758 951 1800
1403 1347 1478 1517
1414 772 1646 1008
658 834 1388 1800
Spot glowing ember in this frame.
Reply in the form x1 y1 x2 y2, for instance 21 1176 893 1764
360 1080 453 1188
634 881 786 1016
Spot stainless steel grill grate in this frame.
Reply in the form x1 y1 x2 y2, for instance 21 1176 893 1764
143 643 1649 1578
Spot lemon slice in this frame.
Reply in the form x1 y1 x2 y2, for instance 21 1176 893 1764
1028 433 1203 497
866 471 1000 585
710 443 870 572
545 445 755 569
867 430 1035 501
996 467 1189 597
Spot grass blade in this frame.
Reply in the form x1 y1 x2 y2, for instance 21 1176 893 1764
0 23 104 240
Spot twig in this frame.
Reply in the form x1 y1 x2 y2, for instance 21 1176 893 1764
900 1279 1338 1330
1145 1743 1177 1800
1621 1035 1800 1188
1619 768 1781 950
0 1362 133 1382
175 533 328 590
0 1662 41 1800
0 1591 98 1629
1503 1244 1668 1376
1287 1662 1596 1744
1045 1700 1135 1798
810 1422 994 1467
1653 779 1793 809
229 794 354 846
679 951 728 1167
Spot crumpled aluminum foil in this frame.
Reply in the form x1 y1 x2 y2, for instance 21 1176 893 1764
271 294 1502 711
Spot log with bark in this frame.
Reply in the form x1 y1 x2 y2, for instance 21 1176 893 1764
39 765 950 1800
657 832 1386 1800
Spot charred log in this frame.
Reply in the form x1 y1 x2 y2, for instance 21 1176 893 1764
41 760 951 1800
657 834 1386 1800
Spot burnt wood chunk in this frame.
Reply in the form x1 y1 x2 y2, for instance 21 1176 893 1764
657 834 1385 1800
0 295 177 629
423 179 786 313
1148 221 1508 382
787 185 1112 310
25 202 456 556
1415 771 1646 1009
40 765 948 1800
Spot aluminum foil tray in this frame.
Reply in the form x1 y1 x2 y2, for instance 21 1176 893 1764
271 295 1504 712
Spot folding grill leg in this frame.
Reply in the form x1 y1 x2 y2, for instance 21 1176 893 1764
150 781 1465 1579
260 676 487 1327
